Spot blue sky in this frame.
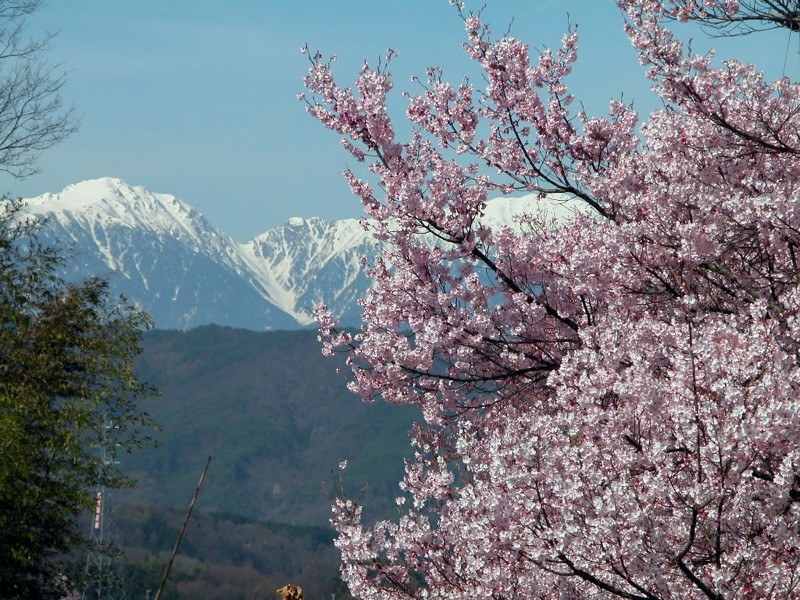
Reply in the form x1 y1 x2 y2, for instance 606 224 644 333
8 1 797 240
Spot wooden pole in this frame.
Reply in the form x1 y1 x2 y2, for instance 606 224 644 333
153 456 211 600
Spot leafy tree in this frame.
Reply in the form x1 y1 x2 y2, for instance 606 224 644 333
0 199 156 599
305 0 800 597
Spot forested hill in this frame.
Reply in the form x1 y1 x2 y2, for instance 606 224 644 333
122 325 419 526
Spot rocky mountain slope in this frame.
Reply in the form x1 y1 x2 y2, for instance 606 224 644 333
23 177 584 330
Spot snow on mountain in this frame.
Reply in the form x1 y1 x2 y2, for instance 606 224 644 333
24 178 297 330
480 194 590 231
20 178 587 330
29 177 228 266
247 216 375 325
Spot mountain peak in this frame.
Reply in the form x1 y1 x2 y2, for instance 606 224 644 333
24 177 216 241
29 176 159 210
20 178 565 330
65 176 131 192
22 177 300 330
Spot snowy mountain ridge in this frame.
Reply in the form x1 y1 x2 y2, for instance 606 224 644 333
22 177 584 330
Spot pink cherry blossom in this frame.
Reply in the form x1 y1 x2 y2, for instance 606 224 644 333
303 1 800 597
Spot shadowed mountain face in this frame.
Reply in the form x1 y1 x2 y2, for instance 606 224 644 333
23 177 584 331
125 325 419 526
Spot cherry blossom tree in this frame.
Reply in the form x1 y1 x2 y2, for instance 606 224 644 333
303 0 800 597
660 0 800 36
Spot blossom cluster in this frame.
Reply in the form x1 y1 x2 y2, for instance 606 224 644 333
304 1 800 597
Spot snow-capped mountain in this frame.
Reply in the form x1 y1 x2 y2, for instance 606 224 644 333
21 177 585 330
247 216 375 326
23 177 382 329
24 178 304 330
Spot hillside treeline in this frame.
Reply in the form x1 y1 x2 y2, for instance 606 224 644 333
109 501 352 599
102 325 417 597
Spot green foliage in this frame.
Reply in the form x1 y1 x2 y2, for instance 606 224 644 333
108 325 417 595
0 199 157 599
114 501 353 599
128 325 419 525
122 558 179 600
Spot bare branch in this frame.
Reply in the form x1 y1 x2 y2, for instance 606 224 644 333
0 0 78 179
663 0 800 36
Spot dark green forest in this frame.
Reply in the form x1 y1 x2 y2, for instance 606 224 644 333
104 325 419 599
110 502 351 599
